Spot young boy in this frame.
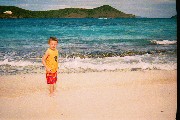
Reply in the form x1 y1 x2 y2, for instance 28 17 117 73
42 37 58 96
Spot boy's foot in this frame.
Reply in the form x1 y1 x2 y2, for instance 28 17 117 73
55 89 59 93
49 93 55 97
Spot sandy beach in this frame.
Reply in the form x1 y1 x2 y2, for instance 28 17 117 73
0 70 177 120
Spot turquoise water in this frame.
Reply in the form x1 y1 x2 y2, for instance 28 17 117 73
0 18 177 74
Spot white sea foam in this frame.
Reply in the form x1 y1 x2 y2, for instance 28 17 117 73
150 40 177 45
0 59 41 67
59 54 177 72
0 54 176 74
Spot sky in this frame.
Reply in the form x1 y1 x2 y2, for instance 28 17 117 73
0 0 177 18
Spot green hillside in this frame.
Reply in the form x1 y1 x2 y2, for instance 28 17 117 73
0 5 135 18
171 15 177 18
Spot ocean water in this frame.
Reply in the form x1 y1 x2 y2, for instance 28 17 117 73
0 18 177 74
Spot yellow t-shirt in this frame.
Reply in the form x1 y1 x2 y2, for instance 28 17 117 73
45 48 58 73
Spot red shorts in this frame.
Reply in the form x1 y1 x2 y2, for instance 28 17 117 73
46 72 57 84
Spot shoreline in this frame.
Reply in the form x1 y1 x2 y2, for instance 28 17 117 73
0 70 177 120
0 66 177 76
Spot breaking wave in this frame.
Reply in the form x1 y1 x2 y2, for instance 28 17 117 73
0 53 177 75
150 40 177 45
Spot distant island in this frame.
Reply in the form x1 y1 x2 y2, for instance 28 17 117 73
171 15 177 18
0 5 136 18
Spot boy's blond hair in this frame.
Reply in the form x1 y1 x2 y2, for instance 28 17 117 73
48 37 58 44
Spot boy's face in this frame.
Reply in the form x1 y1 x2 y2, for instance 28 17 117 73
49 40 58 50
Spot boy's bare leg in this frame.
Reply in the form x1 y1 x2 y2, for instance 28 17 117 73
49 84 55 96
54 84 57 92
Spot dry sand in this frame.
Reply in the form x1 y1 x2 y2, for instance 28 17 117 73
0 70 177 120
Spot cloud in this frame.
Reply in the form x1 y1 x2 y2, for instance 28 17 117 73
110 0 176 18
19 4 70 11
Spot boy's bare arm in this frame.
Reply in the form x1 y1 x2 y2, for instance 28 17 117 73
42 51 52 73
